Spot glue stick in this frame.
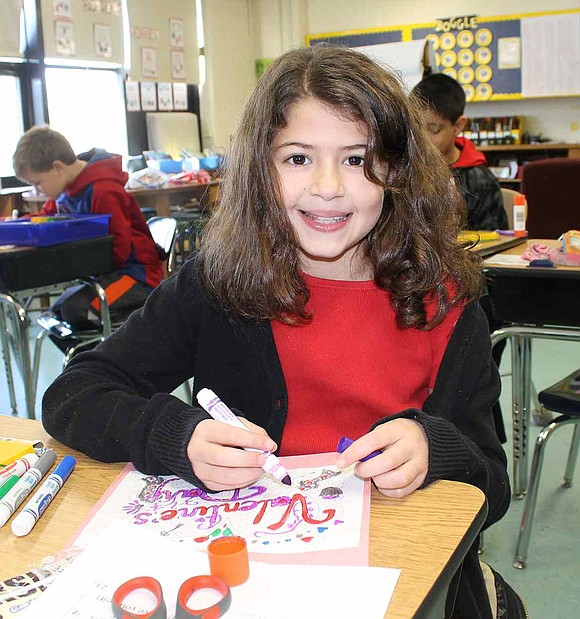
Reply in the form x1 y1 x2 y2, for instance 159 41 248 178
513 194 527 237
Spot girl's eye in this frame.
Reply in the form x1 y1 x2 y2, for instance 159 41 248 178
287 154 309 166
345 155 364 167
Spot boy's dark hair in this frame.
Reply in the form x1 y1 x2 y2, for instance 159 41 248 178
200 46 481 329
411 73 466 123
13 126 76 178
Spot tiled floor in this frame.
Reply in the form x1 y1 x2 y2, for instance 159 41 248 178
1 321 578 617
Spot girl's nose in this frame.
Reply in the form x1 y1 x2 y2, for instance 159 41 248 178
310 163 345 200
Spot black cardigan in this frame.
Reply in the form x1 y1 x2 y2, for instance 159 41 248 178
42 258 510 619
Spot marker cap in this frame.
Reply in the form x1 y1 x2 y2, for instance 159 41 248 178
208 536 249 586
11 511 35 537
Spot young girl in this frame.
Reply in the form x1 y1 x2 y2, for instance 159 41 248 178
43 47 520 617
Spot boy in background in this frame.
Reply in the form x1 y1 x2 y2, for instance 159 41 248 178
413 74 509 442
13 126 162 350
412 73 508 231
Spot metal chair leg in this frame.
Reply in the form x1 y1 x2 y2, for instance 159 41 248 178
0 305 18 415
31 329 50 406
563 424 580 488
514 416 579 569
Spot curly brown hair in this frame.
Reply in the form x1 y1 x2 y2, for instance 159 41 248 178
200 45 482 329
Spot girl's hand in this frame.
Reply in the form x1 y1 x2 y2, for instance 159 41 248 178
187 418 277 491
336 419 429 498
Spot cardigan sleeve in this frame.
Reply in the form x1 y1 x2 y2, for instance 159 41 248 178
373 300 510 529
41 260 210 486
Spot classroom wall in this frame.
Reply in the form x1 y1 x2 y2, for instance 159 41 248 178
201 0 580 147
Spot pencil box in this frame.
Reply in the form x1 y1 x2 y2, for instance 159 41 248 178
0 214 111 247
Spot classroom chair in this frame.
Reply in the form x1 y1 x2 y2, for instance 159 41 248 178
33 217 178 374
513 368 580 569
521 157 580 239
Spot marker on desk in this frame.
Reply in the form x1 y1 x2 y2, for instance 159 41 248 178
0 475 19 501
0 452 39 485
11 455 76 537
337 436 382 462
0 449 57 528
196 388 292 486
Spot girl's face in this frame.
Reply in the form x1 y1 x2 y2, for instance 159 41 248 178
272 98 385 281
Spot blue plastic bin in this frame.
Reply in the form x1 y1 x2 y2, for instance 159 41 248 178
158 159 183 174
0 214 111 247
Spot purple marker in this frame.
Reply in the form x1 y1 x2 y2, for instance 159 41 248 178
197 388 292 486
337 436 382 462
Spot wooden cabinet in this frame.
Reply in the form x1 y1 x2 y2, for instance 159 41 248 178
478 143 580 187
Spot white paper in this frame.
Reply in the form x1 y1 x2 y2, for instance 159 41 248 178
484 254 526 266
521 14 580 97
173 83 188 110
74 465 365 556
55 20 75 56
22 521 400 619
140 82 157 111
94 23 112 58
141 46 157 79
171 49 186 80
157 82 174 111
125 81 140 112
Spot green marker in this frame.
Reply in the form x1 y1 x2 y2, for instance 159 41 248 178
0 475 18 501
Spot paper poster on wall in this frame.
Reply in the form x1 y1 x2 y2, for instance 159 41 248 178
157 82 174 111
125 81 140 112
521 13 580 97
169 17 184 48
141 46 157 79
55 20 75 56
173 82 188 110
140 82 157 111
171 50 185 80
52 0 72 17
498 37 521 69
94 23 112 58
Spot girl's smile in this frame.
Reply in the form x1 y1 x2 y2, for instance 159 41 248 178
272 97 386 281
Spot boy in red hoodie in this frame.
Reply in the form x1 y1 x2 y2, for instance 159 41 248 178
412 73 508 231
13 126 162 348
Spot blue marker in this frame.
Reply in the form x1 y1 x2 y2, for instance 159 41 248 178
336 436 382 462
10 455 76 537
0 449 56 527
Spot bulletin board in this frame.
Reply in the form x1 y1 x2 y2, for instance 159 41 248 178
306 8 580 101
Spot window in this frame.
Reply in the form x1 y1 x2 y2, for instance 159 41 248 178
45 68 128 157
0 74 24 179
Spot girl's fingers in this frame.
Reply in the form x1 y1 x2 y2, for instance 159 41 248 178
374 468 426 499
188 419 277 490
195 418 277 452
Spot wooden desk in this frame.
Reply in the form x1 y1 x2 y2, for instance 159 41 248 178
20 181 220 219
484 239 580 497
127 180 219 217
0 417 487 619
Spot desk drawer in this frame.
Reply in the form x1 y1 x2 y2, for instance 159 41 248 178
0 236 114 292
485 268 580 327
